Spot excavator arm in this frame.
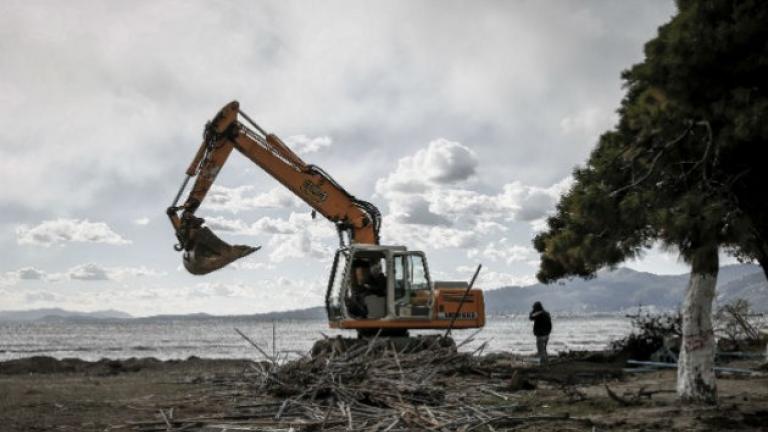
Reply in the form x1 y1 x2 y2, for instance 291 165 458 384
167 101 381 275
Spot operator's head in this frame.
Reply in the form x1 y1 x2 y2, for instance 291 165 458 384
370 262 383 276
353 259 371 284
532 301 543 311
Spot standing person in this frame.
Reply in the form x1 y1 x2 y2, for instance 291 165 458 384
529 301 552 364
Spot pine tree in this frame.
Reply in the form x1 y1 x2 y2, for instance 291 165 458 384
534 0 768 403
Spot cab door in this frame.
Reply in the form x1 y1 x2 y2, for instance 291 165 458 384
392 252 433 319
325 248 350 322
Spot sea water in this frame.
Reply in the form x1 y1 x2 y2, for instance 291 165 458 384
0 315 632 362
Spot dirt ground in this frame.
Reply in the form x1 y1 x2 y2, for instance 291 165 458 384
0 357 248 432
0 355 766 431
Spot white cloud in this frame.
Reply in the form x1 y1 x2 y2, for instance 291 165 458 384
529 217 550 233
16 219 131 247
467 239 535 265
229 261 275 271
204 212 334 238
1 266 48 286
68 263 111 281
284 134 332 155
475 221 508 235
365 136 576 267
24 291 61 303
374 139 483 237
204 186 304 214
387 194 452 226
456 266 536 288
377 137 572 225
480 271 537 288
376 138 478 196
204 215 296 236
204 216 251 234
0 273 19 287
497 177 573 222
268 230 333 263
381 215 480 250
17 267 46 280
374 139 572 253
428 177 573 224
189 282 244 298
176 277 326 311
65 263 164 281
254 216 301 235
427 189 503 220
416 138 478 183
108 266 166 280
133 217 150 225
0 263 163 285
202 212 336 264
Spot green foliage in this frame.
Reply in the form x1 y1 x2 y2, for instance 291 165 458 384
535 0 768 282
609 310 681 360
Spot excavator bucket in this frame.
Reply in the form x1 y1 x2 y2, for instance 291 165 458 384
182 227 260 275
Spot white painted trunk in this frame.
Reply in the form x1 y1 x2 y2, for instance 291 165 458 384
676 270 718 403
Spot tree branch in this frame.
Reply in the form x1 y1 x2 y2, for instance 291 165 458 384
610 123 694 197
684 120 714 181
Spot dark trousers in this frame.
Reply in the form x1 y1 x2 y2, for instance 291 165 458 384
536 335 549 364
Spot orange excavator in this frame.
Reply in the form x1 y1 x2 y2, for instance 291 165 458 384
167 101 485 336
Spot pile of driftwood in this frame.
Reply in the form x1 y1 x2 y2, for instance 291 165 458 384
126 331 598 431
259 335 464 406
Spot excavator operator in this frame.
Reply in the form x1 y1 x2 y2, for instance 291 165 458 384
347 259 387 318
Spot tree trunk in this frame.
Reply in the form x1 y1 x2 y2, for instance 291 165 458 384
677 244 718 404
747 220 768 282
755 246 768 283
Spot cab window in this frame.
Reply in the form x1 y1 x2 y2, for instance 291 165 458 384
409 254 429 291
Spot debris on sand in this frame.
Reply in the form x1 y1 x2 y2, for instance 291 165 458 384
125 334 623 431
0 356 164 376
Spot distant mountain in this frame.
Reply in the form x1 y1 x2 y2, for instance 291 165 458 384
241 306 326 321
0 308 132 321
133 312 214 321
484 264 768 314
132 307 326 322
716 269 768 308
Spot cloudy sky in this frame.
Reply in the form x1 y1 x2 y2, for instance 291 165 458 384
1 1 694 316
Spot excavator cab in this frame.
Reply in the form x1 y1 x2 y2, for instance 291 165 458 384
327 245 431 335
325 244 484 335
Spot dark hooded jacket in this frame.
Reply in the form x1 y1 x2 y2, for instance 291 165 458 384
529 303 552 337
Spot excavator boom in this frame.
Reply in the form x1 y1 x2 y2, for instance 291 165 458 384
167 101 380 274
